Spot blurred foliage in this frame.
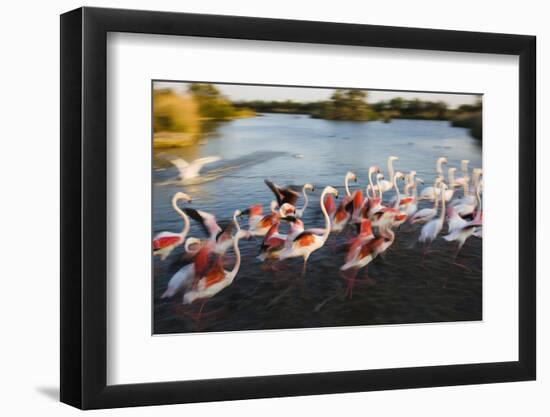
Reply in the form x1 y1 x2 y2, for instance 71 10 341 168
313 90 377 121
450 97 482 140
153 84 255 147
153 89 200 134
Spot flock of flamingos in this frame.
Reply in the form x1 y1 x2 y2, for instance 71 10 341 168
153 155 483 314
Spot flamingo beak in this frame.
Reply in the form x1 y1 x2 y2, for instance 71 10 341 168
239 209 250 216
281 215 297 222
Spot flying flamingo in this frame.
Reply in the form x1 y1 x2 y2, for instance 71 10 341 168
278 186 339 277
170 156 221 182
295 183 315 218
377 156 399 193
153 192 192 261
182 229 250 312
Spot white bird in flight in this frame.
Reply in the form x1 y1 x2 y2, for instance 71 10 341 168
170 156 221 181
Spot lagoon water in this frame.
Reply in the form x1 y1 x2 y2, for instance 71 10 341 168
153 113 482 334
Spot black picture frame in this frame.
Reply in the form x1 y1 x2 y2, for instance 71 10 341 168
60 6 536 410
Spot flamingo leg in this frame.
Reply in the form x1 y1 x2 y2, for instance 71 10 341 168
452 242 470 271
301 256 309 279
196 300 207 323
421 242 430 267
341 268 358 300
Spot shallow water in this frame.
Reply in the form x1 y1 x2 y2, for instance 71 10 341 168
153 114 482 334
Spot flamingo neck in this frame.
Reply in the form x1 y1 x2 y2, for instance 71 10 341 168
368 170 376 199
233 212 241 231
439 190 446 223
474 185 482 221
320 190 332 242
229 234 242 280
433 181 440 210
385 226 395 242
344 176 351 197
436 159 445 176
301 186 309 213
463 180 470 197
172 196 190 238
388 158 395 180
448 169 455 187
375 176 384 201
393 176 400 209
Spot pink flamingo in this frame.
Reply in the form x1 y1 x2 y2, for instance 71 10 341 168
278 186 339 277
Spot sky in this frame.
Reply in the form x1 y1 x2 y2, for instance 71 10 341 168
154 81 480 109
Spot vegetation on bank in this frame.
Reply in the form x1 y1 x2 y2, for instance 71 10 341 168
153 84 255 147
154 83 482 146
235 90 483 139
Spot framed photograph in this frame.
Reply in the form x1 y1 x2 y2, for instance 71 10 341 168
60 6 536 409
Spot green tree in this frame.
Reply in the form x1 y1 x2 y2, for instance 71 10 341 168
188 83 238 119
319 89 374 121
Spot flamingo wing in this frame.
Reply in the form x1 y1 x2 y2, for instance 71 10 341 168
293 231 317 247
172 156 221 180
153 232 182 250
264 179 299 207
201 258 226 289
183 207 221 238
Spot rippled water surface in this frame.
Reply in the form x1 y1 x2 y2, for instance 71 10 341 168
153 114 482 334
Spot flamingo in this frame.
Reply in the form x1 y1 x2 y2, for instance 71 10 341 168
278 186 339 277
409 177 443 224
367 173 385 206
264 179 300 209
443 185 482 266
377 156 399 193
182 229 250 305
295 183 315 218
340 223 395 298
365 166 384 218
240 202 295 237
153 192 192 261
451 168 482 207
454 159 471 190
160 234 216 299
400 175 422 218
261 214 309 261
330 172 358 232
256 213 306 261
343 171 358 197
170 156 221 181
419 183 448 260
378 171 408 228
419 157 448 200
182 207 240 255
